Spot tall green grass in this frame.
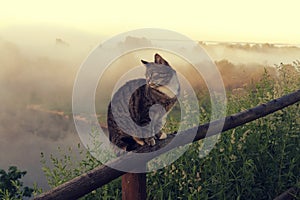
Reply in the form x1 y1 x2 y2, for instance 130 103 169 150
41 63 300 199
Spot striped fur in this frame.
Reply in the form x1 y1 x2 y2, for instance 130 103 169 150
107 54 179 151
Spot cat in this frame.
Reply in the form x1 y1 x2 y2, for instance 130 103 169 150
107 53 180 151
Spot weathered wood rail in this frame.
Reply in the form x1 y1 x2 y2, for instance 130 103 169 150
35 89 300 200
274 187 300 200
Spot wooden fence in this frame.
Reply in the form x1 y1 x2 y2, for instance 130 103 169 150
35 89 300 200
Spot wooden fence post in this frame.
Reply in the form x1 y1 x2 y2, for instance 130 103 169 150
122 173 146 200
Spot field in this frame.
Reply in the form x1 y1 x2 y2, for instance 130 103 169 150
40 63 300 199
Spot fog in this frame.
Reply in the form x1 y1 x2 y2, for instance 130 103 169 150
200 41 300 66
0 26 300 191
0 36 83 189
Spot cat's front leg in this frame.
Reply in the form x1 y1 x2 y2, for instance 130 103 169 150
133 136 156 147
144 137 156 146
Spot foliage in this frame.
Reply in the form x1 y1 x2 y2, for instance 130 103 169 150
0 166 40 200
41 144 121 200
41 63 300 199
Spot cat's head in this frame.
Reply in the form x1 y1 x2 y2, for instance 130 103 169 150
141 54 180 97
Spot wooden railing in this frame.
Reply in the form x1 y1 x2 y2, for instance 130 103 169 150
35 89 300 200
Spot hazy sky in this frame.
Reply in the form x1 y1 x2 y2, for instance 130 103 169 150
1 0 300 44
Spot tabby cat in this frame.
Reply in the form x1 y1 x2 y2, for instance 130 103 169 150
107 54 180 151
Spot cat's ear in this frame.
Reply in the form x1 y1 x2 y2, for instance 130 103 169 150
154 53 169 66
141 60 149 66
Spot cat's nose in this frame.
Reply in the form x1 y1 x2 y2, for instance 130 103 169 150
147 79 154 86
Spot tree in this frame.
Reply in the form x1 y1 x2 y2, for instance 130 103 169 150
0 166 34 199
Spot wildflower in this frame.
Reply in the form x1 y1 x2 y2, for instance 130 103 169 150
230 129 236 144
182 170 187 179
197 186 202 192
239 129 251 143
237 143 243 150
230 154 237 161
196 172 201 181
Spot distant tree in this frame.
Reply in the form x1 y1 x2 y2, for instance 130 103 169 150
0 166 35 199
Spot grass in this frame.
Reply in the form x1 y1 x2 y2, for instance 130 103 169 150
41 64 300 199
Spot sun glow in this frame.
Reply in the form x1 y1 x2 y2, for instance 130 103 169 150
1 0 300 44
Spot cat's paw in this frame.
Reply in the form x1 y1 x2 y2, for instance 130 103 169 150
133 137 145 146
145 137 156 146
158 132 167 140
155 132 167 140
